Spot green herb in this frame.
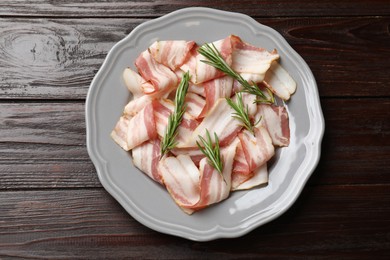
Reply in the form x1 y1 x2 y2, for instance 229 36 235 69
198 43 274 104
226 92 257 135
196 130 224 178
160 71 190 157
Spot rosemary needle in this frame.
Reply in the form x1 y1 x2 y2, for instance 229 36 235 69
226 92 256 135
198 43 274 104
160 71 190 157
196 130 224 179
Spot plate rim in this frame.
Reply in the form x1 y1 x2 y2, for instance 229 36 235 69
86 7 325 241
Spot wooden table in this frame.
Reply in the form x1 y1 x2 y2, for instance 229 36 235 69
1 1 389 258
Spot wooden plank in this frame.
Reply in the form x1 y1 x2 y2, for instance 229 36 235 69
0 17 389 99
1 0 390 17
0 185 388 258
314 98 390 184
0 99 389 189
0 18 143 100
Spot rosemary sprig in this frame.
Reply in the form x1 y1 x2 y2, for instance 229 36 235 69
198 43 274 104
196 130 224 179
226 92 256 135
160 71 190 157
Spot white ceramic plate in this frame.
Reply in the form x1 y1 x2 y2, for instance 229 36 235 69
86 7 324 241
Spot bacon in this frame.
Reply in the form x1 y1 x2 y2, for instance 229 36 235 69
238 92 257 117
181 36 233 84
185 92 206 119
135 50 178 95
238 127 274 171
200 76 233 117
234 163 268 190
263 61 297 100
110 115 132 151
152 99 199 147
123 94 154 116
174 69 205 97
186 141 237 212
132 139 162 184
159 155 201 210
257 104 290 146
149 40 195 70
231 35 279 81
171 147 205 166
231 140 253 189
182 98 242 148
122 67 152 99
126 102 157 150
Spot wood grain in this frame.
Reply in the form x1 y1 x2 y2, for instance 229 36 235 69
0 17 389 99
0 185 388 258
0 99 388 189
1 0 390 18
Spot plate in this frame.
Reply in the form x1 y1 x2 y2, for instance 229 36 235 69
86 7 324 241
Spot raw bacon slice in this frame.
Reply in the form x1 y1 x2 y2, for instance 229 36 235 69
152 99 199 147
187 141 237 212
238 92 257 117
135 50 178 95
149 40 195 70
181 36 233 84
159 155 201 210
126 102 157 150
123 94 154 116
185 93 206 119
132 139 162 184
174 69 205 97
181 98 242 148
111 115 132 151
238 127 274 171
257 104 290 147
171 147 205 166
234 163 268 190
263 61 297 100
231 139 253 189
231 35 279 81
123 67 152 99
200 76 233 117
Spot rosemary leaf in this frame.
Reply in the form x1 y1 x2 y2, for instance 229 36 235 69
198 43 274 104
196 130 224 178
226 92 255 134
160 71 190 157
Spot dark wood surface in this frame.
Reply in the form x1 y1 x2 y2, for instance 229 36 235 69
0 1 389 259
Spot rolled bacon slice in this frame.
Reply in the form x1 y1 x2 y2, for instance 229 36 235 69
257 104 290 147
111 115 132 151
149 40 195 70
123 67 152 99
159 154 201 213
132 138 162 184
234 163 268 190
263 61 297 101
238 127 274 171
231 35 279 82
123 94 154 116
111 103 157 152
135 50 178 95
186 141 237 212
181 98 242 148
